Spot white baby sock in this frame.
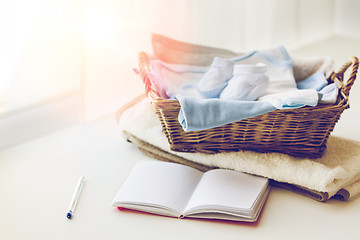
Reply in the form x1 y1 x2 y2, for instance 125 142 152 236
197 57 234 98
220 63 269 101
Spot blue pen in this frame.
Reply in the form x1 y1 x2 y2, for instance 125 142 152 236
66 176 85 220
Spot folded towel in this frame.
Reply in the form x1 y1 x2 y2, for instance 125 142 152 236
123 131 348 202
117 96 360 201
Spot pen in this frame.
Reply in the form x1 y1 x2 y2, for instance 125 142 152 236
66 176 85 220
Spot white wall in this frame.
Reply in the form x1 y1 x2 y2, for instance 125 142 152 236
0 0 82 112
82 0 336 120
297 0 334 46
334 0 360 38
3 0 357 122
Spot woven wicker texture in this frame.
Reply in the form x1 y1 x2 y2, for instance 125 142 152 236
138 52 359 158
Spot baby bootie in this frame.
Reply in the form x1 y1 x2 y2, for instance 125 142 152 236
197 57 234 98
220 63 269 101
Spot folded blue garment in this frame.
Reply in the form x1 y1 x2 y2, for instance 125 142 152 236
177 96 276 131
297 71 328 91
297 70 339 104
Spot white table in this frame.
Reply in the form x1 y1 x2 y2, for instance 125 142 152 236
1 114 359 240
1 36 360 240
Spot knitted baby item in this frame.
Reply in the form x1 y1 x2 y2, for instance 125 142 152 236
220 63 269 101
197 57 234 98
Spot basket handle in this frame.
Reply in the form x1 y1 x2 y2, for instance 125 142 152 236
333 56 359 98
138 52 160 99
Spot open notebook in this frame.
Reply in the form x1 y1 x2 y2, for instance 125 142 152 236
112 161 270 222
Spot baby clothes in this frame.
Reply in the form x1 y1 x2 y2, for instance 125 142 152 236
319 83 339 104
220 63 269 101
232 46 319 110
197 57 234 98
232 46 297 96
296 71 328 91
297 70 339 104
260 89 319 109
147 46 334 131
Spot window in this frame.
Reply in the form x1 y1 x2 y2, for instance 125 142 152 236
0 0 83 149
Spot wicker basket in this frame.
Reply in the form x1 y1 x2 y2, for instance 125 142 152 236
138 52 359 158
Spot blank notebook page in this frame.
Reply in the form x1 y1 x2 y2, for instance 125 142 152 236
184 169 268 212
113 161 203 214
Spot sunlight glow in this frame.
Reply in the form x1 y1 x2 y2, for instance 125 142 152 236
81 8 120 42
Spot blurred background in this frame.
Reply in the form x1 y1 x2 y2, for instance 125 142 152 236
1 0 360 149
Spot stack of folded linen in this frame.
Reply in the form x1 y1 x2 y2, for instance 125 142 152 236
117 96 360 202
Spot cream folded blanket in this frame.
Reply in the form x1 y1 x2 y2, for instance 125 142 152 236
117 96 360 201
